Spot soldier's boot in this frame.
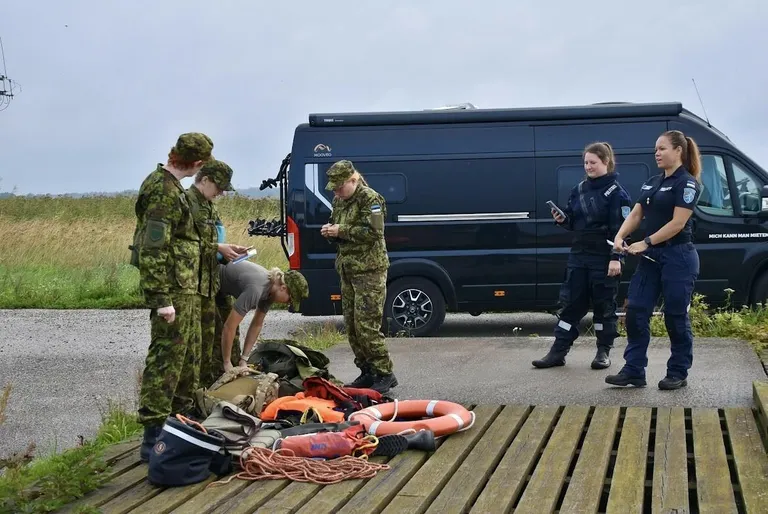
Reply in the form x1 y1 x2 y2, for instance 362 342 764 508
403 430 436 451
370 372 398 394
345 365 375 388
591 346 611 370
532 340 570 368
139 425 162 462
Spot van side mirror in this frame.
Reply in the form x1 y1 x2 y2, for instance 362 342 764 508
759 185 768 218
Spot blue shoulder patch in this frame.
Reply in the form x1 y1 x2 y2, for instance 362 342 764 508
621 206 631 219
683 187 696 204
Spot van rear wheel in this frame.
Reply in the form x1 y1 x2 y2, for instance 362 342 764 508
750 271 768 307
384 277 446 337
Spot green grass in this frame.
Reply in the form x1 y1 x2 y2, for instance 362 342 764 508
0 194 287 309
0 398 142 514
0 321 342 514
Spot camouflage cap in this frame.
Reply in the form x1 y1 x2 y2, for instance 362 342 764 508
173 132 214 163
325 160 357 190
283 270 309 312
200 159 235 191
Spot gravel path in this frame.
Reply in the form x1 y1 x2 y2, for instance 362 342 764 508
0 309 763 459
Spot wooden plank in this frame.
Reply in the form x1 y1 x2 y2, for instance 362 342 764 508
651 407 689 514
559 406 621 514
470 405 560 514
208 480 289 514
98 480 164 514
724 407 768 514
692 408 738 514
293 457 390 514
170 475 252 514
365 405 501 514
101 436 142 465
104 453 143 481
515 405 590 514
127 475 218 514
754 380 768 451
59 464 150 513
423 405 530 514
606 407 651 514
253 481 323 513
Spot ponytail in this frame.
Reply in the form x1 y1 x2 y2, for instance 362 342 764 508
583 141 616 173
685 136 702 181
267 267 285 286
662 130 702 182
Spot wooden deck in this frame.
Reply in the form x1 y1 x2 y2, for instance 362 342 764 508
61 381 768 514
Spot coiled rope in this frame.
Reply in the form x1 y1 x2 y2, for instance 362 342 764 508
209 446 390 486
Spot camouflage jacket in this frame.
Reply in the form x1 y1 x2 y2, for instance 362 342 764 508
132 165 202 308
186 185 221 298
329 184 389 274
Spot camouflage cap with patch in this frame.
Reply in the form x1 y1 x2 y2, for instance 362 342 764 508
283 270 309 312
173 132 214 162
325 160 357 190
200 159 235 191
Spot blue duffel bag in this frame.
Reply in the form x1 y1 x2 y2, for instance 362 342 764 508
148 415 233 487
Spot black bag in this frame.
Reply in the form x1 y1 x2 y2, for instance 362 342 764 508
148 416 232 487
249 339 339 395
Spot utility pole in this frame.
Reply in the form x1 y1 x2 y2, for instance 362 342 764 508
0 37 19 111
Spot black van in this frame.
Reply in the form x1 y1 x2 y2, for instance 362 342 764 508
255 101 768 336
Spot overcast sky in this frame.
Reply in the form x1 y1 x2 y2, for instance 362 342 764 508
1 0 767 195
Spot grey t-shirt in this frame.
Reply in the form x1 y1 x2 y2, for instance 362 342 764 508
218 261 272 316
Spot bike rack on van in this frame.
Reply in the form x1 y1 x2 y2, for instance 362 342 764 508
249 153 290 260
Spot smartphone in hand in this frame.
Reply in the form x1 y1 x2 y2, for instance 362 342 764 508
546 200 567 221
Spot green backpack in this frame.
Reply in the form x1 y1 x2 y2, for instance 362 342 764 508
247 339 341 394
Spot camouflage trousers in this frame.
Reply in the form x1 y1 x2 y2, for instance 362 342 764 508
137 293 201 427
199 296 219 389
340 267 393 375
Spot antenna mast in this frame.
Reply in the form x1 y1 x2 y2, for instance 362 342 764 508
691 78 711 127
0 36 20 112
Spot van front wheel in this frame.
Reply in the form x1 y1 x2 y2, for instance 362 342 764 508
749 270 768 307
384 277 446 337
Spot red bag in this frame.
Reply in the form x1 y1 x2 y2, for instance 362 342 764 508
277 424 377 459
302 377 383 418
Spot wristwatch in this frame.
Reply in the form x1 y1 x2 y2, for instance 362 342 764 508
644 236 653 247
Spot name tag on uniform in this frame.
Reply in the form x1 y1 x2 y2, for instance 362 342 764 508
659 186 672 191
641 185 653 190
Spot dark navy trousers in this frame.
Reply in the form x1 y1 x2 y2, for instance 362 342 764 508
553 253 620 351
622 242 700 379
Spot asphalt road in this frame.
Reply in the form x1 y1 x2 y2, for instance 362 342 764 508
0 309 764 459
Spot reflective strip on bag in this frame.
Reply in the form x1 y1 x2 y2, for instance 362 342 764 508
162 424 222 452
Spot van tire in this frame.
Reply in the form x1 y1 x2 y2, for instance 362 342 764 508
383 277 446 337
749 270 768 307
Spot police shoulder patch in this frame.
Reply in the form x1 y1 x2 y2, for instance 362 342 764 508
683 187 696 204
621 206 631 219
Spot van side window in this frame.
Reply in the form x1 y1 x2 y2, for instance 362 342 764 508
698 155 732 216
556 162 649 207
319 163 407 203
731 161 761 214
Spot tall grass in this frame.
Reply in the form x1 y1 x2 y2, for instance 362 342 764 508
0 194 287 308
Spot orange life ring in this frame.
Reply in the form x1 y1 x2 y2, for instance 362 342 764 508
348 400 475 437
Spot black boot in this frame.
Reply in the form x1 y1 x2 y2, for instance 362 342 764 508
532 347 568 368
591 347 611 369
403 430 436 451
345 365 375 388
605 372 646 387
370 372 398 394
658 376 687 390
139 425 162 462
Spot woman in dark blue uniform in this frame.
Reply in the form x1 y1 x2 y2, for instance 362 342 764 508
533 142 632 370
606 130 702 390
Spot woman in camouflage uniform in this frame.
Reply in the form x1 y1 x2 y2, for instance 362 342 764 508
185 159 247 388
321 160 397 394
